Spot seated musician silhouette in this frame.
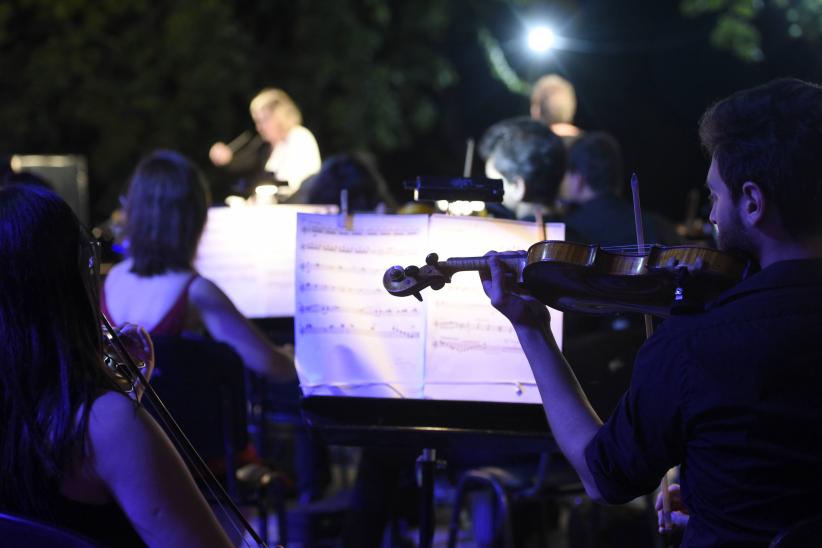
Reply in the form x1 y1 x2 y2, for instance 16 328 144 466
209 88 321 200
530 73 582 143
559 131 682 419
560 131 680 247
478 116 566 222
290 152 398 212
0 184 232 547
102 151 299 499
480 78 822 547
103 149 295 382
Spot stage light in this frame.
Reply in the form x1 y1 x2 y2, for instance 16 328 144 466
527 25 555 54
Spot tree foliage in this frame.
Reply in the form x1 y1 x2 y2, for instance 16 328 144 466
680 0 822 62
239 0 457 153
0 0 252 210
0 0 471 215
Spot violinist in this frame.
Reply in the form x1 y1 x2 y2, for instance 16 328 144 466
103 150 295 382
480 78 822 547
0 184 232 547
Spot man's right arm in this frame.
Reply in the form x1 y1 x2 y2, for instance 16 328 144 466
481 252 604 500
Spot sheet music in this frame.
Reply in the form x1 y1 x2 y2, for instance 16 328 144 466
195 204 336 318
423 215 565 403
295 214 429 397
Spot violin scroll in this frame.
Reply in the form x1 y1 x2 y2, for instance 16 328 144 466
383 251 528 301
383 253 450 301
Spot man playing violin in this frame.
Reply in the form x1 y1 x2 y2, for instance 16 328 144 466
481 78 822 547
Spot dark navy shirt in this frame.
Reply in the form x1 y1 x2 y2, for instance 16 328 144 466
585 258 822 547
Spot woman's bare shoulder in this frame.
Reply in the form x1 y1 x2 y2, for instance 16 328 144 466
188 275 233 309
87 391 145 437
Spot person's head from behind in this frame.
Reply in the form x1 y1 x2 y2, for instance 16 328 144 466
303 153 396 212
699 77 822 257
530 74 577 127
0 185 115 515
250 88 302 144
1 169 53 189
125 150 211 276
563 131 624 203
480 117 566 211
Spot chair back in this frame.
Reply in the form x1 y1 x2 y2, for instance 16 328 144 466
147 335 248 488
0 512 99 547
770 515 822 547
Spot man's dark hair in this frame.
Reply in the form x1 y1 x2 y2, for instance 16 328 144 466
1 170 53 189
699 77 822 239
125 150 211 275
479 117 566 206
303 153 397 211
568 131 624 196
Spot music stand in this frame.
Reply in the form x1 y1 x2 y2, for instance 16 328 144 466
301 395 558 548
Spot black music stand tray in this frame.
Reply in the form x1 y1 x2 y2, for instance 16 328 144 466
300 396 558 548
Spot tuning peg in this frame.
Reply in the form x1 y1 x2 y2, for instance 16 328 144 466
388 266 406 282
425 253 439 266
405 265 420 277
413 292 423 302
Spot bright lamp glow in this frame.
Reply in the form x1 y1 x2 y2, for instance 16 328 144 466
527 25 555 53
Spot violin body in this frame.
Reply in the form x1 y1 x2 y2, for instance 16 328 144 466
383 240 750 317
523 241 748 316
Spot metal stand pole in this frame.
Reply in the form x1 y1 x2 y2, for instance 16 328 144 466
417 448 438 548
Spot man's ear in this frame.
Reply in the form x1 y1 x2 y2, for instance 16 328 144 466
739 181 766 227
512 176 527 202
566 171 584 199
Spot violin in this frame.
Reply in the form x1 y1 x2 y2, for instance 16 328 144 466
383 240 750 317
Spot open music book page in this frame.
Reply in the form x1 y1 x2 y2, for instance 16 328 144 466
195 204 336 318
423 215 564 403
295 213 564 403
295 214 430 398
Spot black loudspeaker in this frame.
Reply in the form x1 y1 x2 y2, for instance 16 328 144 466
10 155 90 225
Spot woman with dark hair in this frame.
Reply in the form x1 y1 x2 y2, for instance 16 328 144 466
102 150 294 381
0 184 232 546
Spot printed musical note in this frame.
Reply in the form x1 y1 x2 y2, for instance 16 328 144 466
299 261 383 275
299 303 420 317
299 323 421 339
431 338 523 354
299 242 406 256
301 223 422 237
433 320 509 333
298 282 384 295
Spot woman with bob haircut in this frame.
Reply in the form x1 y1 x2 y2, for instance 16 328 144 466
0 184 232 546
102 149 294 381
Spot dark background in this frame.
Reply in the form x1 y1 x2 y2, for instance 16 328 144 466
1 0 820 226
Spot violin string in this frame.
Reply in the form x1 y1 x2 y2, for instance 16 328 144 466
600 244 654 254
99 315 264 547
